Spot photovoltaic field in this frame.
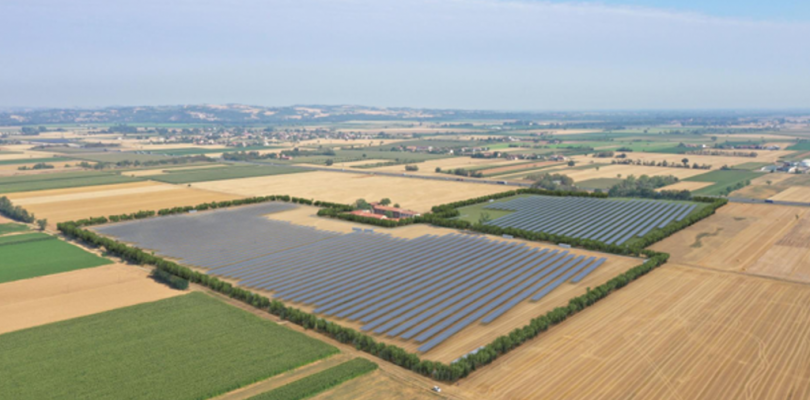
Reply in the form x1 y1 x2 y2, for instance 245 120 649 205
95 203 608 354
483 196 698 245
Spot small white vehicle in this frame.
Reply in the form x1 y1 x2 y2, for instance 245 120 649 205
432 386 442 393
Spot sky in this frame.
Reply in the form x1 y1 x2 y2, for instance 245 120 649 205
1 0 809 110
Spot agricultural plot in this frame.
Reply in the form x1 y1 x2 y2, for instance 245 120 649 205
0 233 112 284
71 151 173 163
0 293 337 400
0 170 141 194
546 163 707 182
146 165 309 184
0 222 29 235
460 264 810 400
95 202 622 358
7 181 244 223
0 264 181 335
685 169 763 196
192 171 508 212
480 195 699 245
308 371 442 400
247 358 378 400
652 203 810 283
0 156 73 166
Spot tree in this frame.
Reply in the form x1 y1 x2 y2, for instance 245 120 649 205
325 159 334 166
394 203 400 208
595 166 600 171
380 198 392 206
567 160 575 167
36 219 48 231
354 199 371 210
435 167 442 172
681 158 689 166
384 211 394 218
478 211 492 224
767 180 772 186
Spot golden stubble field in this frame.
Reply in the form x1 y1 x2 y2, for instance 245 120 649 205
652 203 810 283
6 181 244 223
0 264 182 335
193 171 511 212
459 264 810 400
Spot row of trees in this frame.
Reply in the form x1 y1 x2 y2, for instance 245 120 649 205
438 167 484 178
606 174 682 199
17 162 54 171
0 196 35 223
611 158 712 170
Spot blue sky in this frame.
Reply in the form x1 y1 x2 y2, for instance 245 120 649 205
1 0 808 110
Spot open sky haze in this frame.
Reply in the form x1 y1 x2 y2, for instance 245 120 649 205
1 0 808 110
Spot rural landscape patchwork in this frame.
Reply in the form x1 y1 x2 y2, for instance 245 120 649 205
2 107 810 399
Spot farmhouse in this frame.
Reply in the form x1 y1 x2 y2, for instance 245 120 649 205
370 202 420 218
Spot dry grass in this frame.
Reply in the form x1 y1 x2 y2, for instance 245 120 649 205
460 264 810 400
6 181 244 223
656 181 713 192
570 151 788 169
368 157 524 176
125 164 226 177
193 171 509 212
546 164 707 182
652 203 810 283
770 186 810 202
0 264 182 335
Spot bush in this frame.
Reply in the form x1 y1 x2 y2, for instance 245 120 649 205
150 269 189 290
0 196 35 223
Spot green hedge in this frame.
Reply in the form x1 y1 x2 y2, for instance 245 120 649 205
247 358 377 400
150 269 189 290
0 196 35 223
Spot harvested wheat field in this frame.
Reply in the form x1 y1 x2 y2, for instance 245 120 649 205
125 163 226 177
193 171 508 212
770 186 810 202
730 173 797 199
652 203 810 283
656 181 713 192
6 181 244 223
477 161 558 176
460 264 810 400
570 151 792 168
0 264 181 335
368 157 524 176
552 164 706 181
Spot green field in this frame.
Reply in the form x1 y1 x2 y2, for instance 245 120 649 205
454 195 532 224
0 233 112 283
73 152 175 163
147 165 309 183
147 146 280 156
786 141 810 151
248 358 378 400
0 157 74 166
0 223 29 236
0 171 142 194
0 293 338 400
577 178 624 190
731 162 772 171
686 169 763 196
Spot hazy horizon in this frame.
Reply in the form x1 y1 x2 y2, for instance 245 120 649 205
2 0 809 110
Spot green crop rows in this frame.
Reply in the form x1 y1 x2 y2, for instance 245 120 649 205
0 171 142 194
247 358 378 400
0 233 112 283
0 293 338 400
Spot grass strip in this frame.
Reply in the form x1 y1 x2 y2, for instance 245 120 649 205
247 358 378 400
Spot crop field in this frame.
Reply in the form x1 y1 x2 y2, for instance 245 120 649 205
0 233 113 284
728 173 810 199
544 163 707 182
7 181 244 223
459 264 810 400
309 371 443 400
0 264 181 335
0 292 337 400
193 171 508 212
94 202 637 361
477 195 699 245
146 146 279 156
770 186 810 202
0 222 29 235
125 163 227 176
652 202 810 283
146 165 309 184
247 358 378 400
685 169 763 195
0 170 142 194
72 152 174 163
0 156 74 166
365 157 524 175
575 177 624 190
570 151 786 170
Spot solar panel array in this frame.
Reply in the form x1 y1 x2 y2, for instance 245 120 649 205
484 196 696 245
96 202 607 353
